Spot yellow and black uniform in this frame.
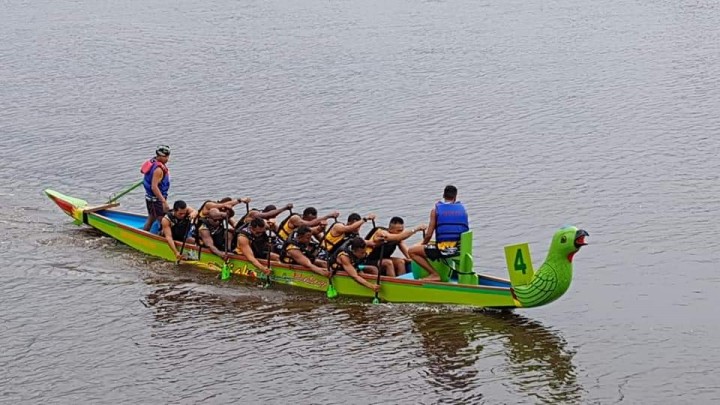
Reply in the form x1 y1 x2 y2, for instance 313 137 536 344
279 237 316 265
361 227 399 262
320 224 359 256
276 214 299 242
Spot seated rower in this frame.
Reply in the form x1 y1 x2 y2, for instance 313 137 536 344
318 213 376 260
235 217 273 275
279 226 329 277
365 217 426 277
158 200 196 261
408 185 469 281
328 237 380 293
275 207 339 250
194 208 231 261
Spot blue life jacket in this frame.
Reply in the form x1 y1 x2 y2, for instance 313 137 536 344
435 201 469 242
141 158 170 199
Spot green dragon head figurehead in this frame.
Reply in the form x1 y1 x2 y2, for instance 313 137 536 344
549 226 589 263
512 226 589 308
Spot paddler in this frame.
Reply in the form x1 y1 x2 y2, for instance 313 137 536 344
198 197 250 228
279 226 329 277
235 217 273 275
328 237 380 292
317 212 376 260
141 145 171 231
194 208 231 261
158 200 197 260
365 217 427 277
408 185 469 281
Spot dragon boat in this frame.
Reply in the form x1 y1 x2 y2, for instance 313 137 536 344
45 189 588 309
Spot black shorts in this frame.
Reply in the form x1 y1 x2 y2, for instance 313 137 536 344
145 198 165 218
424 243 459 260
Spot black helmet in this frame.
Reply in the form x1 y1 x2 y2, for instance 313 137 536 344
156 145 170 157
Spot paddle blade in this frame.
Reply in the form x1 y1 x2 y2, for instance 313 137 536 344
326 284 338 299
220 263 231 281
372 296 380 304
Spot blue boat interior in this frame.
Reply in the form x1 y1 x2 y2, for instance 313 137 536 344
396 270 510 287
99 210 148 230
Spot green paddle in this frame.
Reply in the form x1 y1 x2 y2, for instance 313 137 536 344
106 180 143 204
220 218 231 280
326 260 338 298
263 230 273 289
318 218 340 298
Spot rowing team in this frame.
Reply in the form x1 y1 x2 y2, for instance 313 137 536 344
152 199 426 291
140 146 469 292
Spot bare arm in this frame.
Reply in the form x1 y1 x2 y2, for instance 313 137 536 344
236 235 268 272
160 218 181 258
253 204 293 220
298 211 339 227
200 230 225 258
223 197 250 210
422 208 436 244
340 255 378 291
399 241 410 259
288 250 328 277
334 213 374 234
200 201 226 215
379 225 427 243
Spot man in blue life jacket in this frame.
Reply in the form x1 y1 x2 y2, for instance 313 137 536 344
141 145 172 231
408 185 470 281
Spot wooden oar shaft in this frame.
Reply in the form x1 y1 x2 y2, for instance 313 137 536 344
107 180 143 204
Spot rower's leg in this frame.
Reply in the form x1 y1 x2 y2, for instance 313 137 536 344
143 215 155 231
143 200 163 231
381 258 395 277
391 258 407 276
408 245 441 281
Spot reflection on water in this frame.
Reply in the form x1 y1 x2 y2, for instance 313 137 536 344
413 310 583 404
141 279 582 403
3 0 720 400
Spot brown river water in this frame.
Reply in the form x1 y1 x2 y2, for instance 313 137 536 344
1 0 719 403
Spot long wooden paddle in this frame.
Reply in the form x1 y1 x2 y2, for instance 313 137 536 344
220 218 231 280
320 218 340 298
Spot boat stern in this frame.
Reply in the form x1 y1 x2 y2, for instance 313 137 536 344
44 189 89 225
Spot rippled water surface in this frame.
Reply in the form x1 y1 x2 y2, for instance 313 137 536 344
1 0 719 403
